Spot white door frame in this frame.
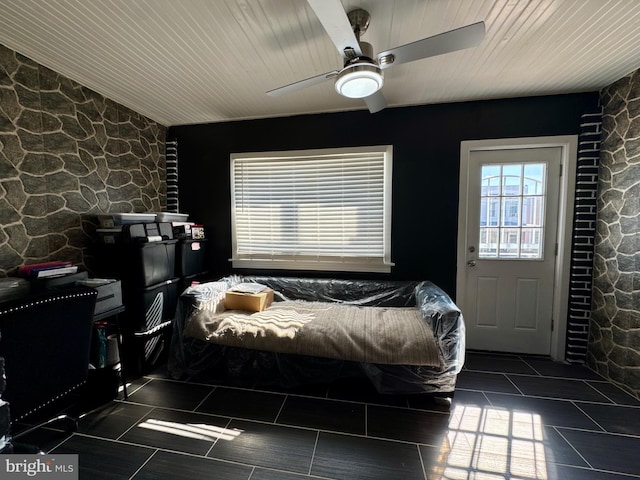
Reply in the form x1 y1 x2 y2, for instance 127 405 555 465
457 135 578 361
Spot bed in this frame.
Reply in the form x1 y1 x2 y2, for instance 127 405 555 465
168 275 465 397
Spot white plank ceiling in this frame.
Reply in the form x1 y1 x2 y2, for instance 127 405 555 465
1 0 639 126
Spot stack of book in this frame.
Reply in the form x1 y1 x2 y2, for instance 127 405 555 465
18 261 79 279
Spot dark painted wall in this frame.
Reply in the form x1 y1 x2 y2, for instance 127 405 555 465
170 93 599 296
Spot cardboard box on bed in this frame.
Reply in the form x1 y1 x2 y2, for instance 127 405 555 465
224 288 274 312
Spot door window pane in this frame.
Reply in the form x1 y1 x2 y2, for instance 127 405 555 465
524 164 545 195
499 228 520 257
481 165 501 196
479 227 499 257
502 164 522 196
501 197 521 227
479 163 546 260
521 228 543 258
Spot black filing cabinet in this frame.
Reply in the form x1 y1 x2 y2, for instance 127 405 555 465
95 235 179 377
176 238 208 291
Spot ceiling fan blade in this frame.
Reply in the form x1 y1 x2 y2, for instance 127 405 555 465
364 90 387 113
307 0 362 58
267 71 338 97
377 21 485 69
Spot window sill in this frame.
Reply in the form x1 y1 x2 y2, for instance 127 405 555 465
231 258 393 274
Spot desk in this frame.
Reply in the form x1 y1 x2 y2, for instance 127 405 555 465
0 286 97 423
93 305 127 399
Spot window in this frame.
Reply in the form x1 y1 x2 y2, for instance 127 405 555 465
479 162 546 259
230 146 393 273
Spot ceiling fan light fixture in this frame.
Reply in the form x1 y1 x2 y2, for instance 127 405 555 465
335 63 383 98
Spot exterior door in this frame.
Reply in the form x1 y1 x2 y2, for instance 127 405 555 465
459 147 562 354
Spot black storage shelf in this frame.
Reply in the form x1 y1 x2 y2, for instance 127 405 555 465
96 240 178 288
176 239 208 277
124 321 173 377
121 278 180 334
93 223 208 378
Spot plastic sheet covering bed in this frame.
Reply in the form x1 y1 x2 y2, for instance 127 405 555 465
168 276 465 395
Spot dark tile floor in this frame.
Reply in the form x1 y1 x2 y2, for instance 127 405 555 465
14 352 640 479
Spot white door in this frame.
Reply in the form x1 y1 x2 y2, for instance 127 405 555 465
459 147 562 355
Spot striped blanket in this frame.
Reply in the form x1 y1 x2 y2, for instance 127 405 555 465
184 300 442 366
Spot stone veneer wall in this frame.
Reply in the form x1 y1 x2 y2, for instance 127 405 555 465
0 44 167 277
588 69 640 398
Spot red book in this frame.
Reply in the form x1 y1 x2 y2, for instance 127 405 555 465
18 261 72 277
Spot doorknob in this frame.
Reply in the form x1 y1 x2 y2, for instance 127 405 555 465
467 260 477 267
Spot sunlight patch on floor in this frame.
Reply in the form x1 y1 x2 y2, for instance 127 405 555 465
138 418 243 442
430 405 548 479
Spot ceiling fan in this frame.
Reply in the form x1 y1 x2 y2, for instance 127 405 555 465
267 0 485 113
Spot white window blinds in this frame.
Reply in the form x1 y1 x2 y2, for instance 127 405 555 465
231 146 393 273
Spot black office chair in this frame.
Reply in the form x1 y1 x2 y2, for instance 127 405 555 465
0 286 97 451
